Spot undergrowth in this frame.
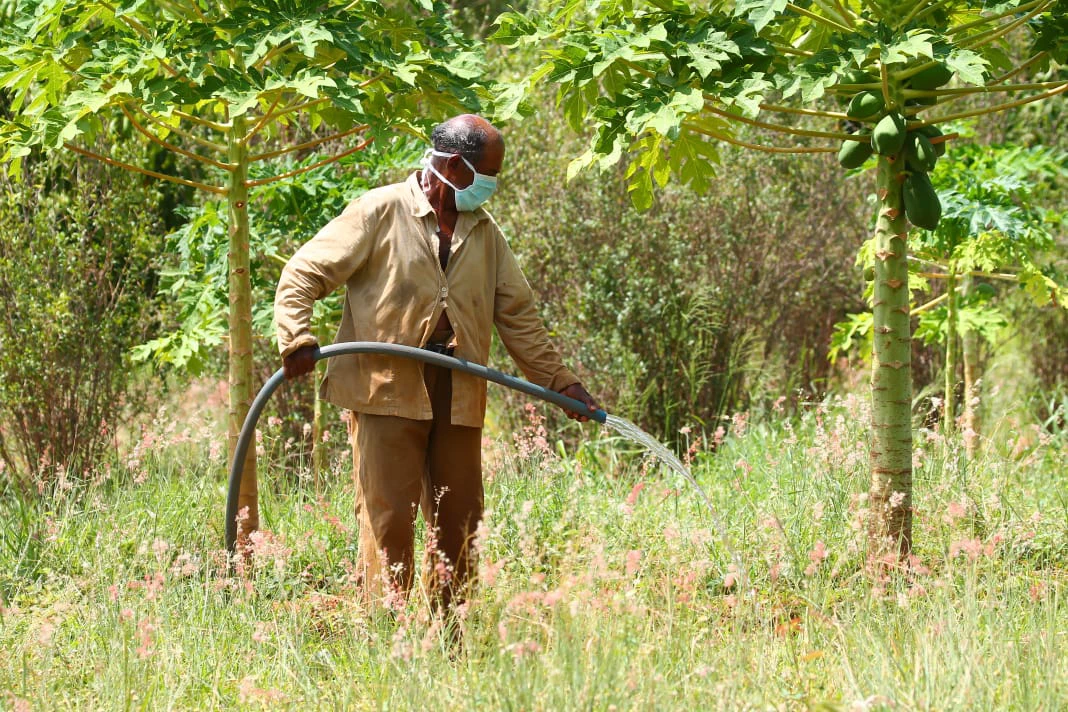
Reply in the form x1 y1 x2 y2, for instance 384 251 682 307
1 394 1065 710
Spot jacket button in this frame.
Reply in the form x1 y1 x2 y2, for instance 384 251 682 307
440 286 448 297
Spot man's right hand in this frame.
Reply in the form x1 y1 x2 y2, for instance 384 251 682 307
283 344 318 380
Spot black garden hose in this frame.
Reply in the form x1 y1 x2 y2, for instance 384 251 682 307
225 342 606 553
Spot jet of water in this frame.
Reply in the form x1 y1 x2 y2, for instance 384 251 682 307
603 414 749 590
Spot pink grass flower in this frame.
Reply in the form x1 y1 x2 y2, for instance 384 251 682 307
804 540 829 576
949 537 984 561
625 482 646 507
625 549 643 577
136 617 158 659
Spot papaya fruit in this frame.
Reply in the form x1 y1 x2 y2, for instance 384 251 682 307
863 266 876 282
903 171 942 230
908 63 953 91
847 91 885 119
842 69 878 85
975 283 996 299
905 133 938 172
916 124 946 157
838 137 874 169
906 95 938 107
872 112 907 156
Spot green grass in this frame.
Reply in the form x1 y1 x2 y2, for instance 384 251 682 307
1 394 1065 710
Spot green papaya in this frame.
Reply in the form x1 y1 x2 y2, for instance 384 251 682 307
847 91 885 119
872 112 907 156
906 95 938 107
903 171 942 230
916 124 946 156
842 69 878 85
838 137 874 169
909 63 953 91
863 266 876 282
975 283 996 299
905 133 938 172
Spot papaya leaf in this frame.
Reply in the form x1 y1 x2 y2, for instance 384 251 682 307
734 0 789 32
880 30 935 66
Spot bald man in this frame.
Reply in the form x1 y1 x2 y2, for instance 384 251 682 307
275 115 597 611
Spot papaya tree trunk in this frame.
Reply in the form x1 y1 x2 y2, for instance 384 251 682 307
311 316 335 490
868 154 913 563
943 261 958 437
961 276 980 457
227 113 258 539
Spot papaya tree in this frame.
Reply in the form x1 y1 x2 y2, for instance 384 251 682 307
0 0 483 537
494 0 1067 562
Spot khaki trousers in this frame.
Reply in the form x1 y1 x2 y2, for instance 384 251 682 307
349 364 483 609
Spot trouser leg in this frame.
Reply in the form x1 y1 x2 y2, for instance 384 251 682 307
354 407 430 605
421 365 484 610
349 413 380 603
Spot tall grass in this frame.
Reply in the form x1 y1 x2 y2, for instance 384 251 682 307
1 394 1065 710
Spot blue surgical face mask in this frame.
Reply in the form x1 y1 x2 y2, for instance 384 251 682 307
422 149 498 212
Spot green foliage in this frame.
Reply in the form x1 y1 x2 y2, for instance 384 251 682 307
133 135 423 373
492 0 1065 209
0 148 160 492
919 140 1068 305
0 0 486 178
493 104 866 440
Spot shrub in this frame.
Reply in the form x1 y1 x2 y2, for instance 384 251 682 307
492 110 868 441
0 149 160 494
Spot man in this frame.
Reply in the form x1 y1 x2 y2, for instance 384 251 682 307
275 114 598 610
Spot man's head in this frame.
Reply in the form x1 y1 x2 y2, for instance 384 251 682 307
426 114 504 196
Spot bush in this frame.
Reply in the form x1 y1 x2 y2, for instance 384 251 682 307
492 110 868 441
0 149 161 494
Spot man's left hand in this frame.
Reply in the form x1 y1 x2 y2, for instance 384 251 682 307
559 383 600 422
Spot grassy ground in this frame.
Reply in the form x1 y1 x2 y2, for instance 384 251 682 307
1 393 1065 710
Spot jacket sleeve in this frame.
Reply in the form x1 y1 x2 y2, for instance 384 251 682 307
492 229 580 392
275 199 372 357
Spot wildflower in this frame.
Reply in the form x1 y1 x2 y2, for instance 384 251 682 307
136 617 158 659
625 481 645 507
949 537 984 561
1029 582 1047 603
267 416 282 428
151 538 170 560
505 639 542 659
625 550 642 577
37 620 57 646
889 491 906 509
944 500 967 524
723 565 738 589
804 540 829 576
731 412 748 437
119 608 134 622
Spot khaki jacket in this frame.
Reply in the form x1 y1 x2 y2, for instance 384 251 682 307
274 172 579 428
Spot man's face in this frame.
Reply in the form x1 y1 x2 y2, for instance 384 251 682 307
439 139 504 190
